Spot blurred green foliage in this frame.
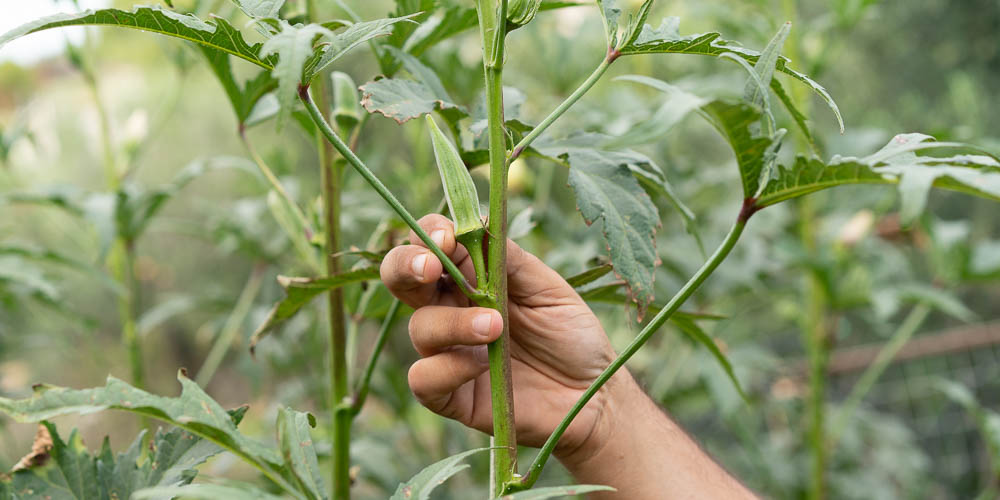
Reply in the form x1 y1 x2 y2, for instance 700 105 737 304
0 0 998 498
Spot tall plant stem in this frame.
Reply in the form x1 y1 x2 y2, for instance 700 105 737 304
476 0 517 494
509 212 751 493
313 74 352 500
509 55 614 162
299 88 489 305
829 303 930 445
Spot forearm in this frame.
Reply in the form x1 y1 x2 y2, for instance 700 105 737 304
557 371 757 499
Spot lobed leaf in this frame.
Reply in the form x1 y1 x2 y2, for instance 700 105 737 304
389 448 488 500
0 6 274 70
361 49 468 125
540 142 661 313
617 16 843 132
250 267 381 352
756 134 1000 218
0 422 222 500
0 374 297 494
232 0 286 19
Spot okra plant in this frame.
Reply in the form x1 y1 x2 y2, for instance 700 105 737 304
1 0 999 499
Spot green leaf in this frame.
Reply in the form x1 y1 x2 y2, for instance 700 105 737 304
609 75 710 148
700 100 778 200
0 6 273 70
1 418 230 500
756 134 1000 218
260 22 335 127
617 16 843 132
538 142 661 312
672 316 747 401
250 267 381 352
276 408 325 500
501 485 616 499
201 48 277 125
389 448 488 500
565 263 613 288
361 50 468 125
595 0 623 46
935 379 1000 467
134 482 287 500
744 22 791 115
0 244 124 296
231 0 285 19
0 372 298 495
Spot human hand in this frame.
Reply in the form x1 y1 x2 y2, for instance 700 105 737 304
379 214 636 458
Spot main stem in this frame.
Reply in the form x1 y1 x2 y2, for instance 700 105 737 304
313 72 352 499
510 210 751 492
477 0 517 494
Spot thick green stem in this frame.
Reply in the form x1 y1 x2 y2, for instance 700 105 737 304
829 303 930 445
314 73 352 500
509 55 614 162
299 87 490 305
196 263 266 387
477 0 517 494
351 298 402 415
509 211 751 493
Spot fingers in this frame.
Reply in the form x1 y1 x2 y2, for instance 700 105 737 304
409 306 502 356
408 347 488 416
380 215 456 308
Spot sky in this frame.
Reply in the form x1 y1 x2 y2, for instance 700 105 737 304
0 0 111 65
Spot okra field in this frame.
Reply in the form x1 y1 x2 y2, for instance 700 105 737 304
0 0 998 498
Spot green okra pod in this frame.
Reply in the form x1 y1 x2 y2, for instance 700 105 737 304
331 71 360 136
425 115 487 287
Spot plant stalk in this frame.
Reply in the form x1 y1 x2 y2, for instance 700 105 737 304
350 298 402 415
509 211 751 493
509 56 614 162
299 88 490 305
476 0 517 494
313 73 352 500
829 303 930 445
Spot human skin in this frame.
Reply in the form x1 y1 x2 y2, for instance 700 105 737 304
380 214 756 499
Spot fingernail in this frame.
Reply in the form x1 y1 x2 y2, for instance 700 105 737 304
472 313 495 338
472 345 489 365
411 253 428 278
431 229 446 247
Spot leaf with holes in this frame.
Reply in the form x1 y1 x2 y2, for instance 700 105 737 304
276 408 325 500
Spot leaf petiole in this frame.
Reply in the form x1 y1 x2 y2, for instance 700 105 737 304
299 84 494 306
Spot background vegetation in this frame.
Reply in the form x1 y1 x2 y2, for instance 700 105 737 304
1 0 998 498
